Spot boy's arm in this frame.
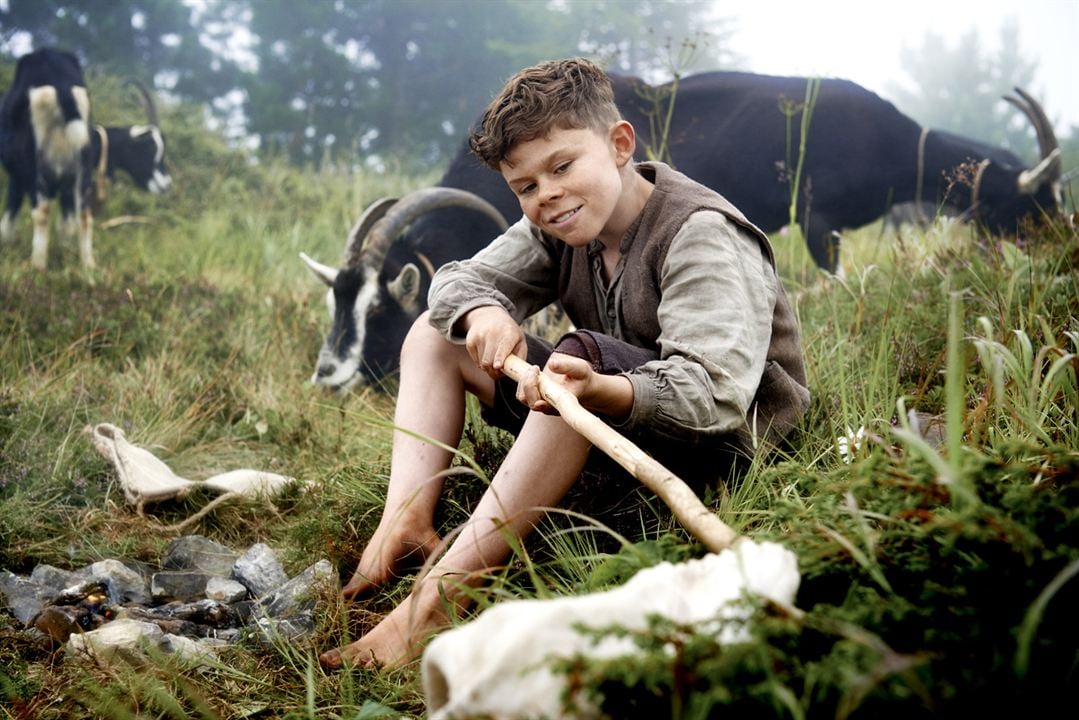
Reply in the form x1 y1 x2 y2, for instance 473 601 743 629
620 211 777 441
428 216 560 343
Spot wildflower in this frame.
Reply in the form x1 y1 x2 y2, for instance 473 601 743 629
836 426 866 464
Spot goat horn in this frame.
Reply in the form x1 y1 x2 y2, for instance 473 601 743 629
344 197 399 267
299 252 339 286
124 80 160 126
1018 148 1062 195
359 188 509 271
1004 88 1061 184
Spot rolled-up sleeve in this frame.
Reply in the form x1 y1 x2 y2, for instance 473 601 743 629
428 216 561 342
622 211 777 441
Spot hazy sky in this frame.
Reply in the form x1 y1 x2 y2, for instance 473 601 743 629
718 0 1079 129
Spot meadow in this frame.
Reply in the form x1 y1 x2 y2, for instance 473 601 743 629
1 81 1077 719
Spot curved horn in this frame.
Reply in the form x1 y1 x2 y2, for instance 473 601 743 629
359 187 509 271
1018 148 1062 195
344 197 398 267
299 252 339 286
124 79 159 126
1004 88 1060 183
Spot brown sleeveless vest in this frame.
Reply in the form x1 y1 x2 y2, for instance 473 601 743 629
555 162 810 446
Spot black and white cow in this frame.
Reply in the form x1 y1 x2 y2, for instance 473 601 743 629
0 47 93 269
0 49 172 269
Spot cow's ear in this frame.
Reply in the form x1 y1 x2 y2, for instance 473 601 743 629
387 263 421 311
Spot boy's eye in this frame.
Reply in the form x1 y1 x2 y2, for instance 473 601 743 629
554 161 572 174
517 183 536 196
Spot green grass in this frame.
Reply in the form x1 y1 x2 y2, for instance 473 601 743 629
1 87 1077 716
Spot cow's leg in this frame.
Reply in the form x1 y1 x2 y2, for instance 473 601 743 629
30 199 51 270
61 210 79 239
76 161 95 269
802 212 842 275
78 206 94 269
1 183 24 243
65 180 94 269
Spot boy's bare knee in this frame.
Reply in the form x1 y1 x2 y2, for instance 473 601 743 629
402 311 449 356
402 312 473 372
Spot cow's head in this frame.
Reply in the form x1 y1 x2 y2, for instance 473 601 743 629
122 80 173 194
964 88 1061 232
301 188 507 392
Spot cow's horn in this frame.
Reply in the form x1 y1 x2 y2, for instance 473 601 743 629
125 80 160 126
344 197 399 267
1004 88 1061 184
1018 148 1061 195
359 188 509 271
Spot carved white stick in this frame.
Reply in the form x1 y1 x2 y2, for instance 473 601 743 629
502 354 739 553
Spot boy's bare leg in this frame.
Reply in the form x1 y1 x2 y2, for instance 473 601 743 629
322 409 592 668
342 314 496 599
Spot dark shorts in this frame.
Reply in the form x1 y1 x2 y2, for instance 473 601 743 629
480 330 748 495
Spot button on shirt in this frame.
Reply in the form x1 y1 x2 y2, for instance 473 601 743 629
591 247 623 337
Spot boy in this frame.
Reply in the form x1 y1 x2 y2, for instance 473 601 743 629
319 57 809 669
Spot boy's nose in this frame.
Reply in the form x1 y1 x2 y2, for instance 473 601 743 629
539 181 563 204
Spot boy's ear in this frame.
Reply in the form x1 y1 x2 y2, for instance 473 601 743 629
609 121 636 165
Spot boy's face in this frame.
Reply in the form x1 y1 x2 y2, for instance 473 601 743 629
500 123 635 248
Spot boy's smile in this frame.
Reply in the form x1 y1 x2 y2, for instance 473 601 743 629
500 123 651 249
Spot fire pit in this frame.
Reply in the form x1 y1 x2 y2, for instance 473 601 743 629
0 535 335 667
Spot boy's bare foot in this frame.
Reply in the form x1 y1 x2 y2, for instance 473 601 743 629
341 529 442 600
320 585 451 670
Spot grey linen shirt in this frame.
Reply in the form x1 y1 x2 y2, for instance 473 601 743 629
427 210 777 441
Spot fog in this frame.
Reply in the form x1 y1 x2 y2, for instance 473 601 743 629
721 0 1079 128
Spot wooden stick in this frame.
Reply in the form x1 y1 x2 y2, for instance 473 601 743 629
502 354 739 554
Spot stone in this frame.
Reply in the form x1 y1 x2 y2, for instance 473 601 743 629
162 633 218 666
33 606 83 644
88 559 151 605
260 560 335 618
0 570 57 625
151 571 212 603
205 577 248 604
30 564 88 593
252 614 315 645
162 536 238 577
232 543 287 599
66 618 165 667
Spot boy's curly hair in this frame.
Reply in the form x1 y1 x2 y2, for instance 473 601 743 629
469 57 622 170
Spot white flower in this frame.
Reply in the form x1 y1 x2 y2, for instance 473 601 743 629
836 425 866 464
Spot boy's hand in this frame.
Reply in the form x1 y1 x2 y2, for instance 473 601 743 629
462 306 526 379
517 353 632 420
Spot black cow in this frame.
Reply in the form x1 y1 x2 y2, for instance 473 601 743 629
0 50 172 269
303 71 1061 389
438 72 1061 272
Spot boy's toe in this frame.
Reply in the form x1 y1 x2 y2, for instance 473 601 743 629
319 648 343 670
